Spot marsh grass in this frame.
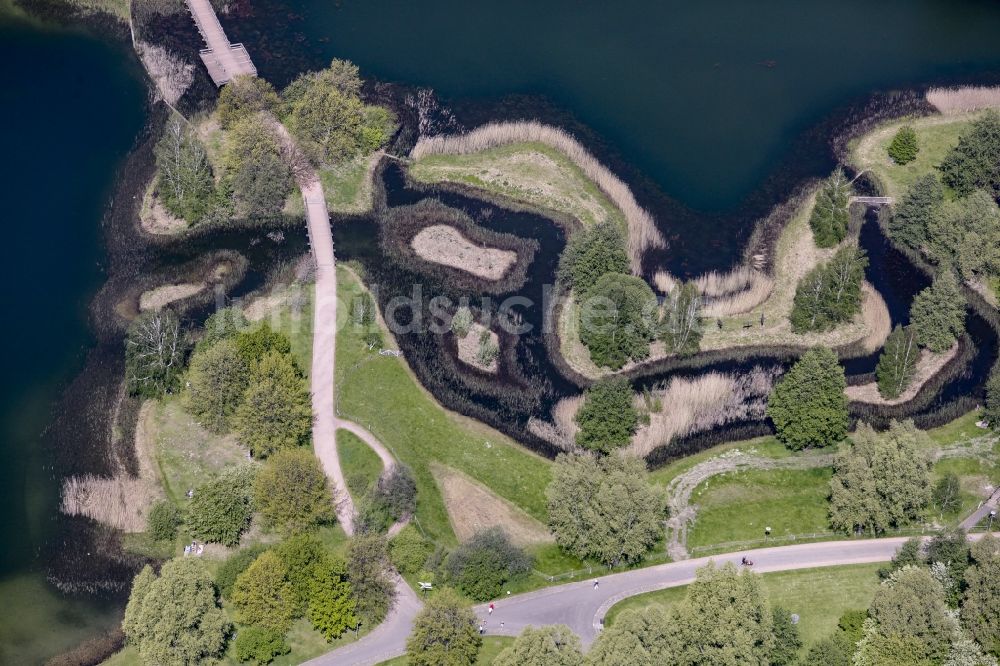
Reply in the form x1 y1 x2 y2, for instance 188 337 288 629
412 121 665 272
60 475 157 532
927 86 1000 114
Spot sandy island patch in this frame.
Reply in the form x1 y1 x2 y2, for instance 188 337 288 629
430 463 552 546
411 225 518 281
456 322 499 373
139 282 206 311
846 343 960 405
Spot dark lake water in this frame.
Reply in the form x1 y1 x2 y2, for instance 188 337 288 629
0 8 146 663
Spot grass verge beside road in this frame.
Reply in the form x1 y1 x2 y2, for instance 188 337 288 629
378 636 515 665
338 428 384 497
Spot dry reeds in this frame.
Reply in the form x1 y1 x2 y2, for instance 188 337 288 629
655 265 775 318
527 395 584 452
628 367 779 457
926 86 1000 114
860 283 892 353
60 475 158 533
652 270 678 295
411 121 665 272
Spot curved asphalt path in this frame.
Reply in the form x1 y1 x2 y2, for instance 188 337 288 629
306 535 942 665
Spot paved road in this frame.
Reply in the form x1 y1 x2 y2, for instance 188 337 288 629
961 487 1000 530
310 536 920 665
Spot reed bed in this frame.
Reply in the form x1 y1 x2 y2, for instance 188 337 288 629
60 474 158 533
927 86 1000 115
628 367 778 458
652 270 678 295
692 266 756 297
700 272 775 318
528 395 584 452
860 283 892 353
411 121 665 272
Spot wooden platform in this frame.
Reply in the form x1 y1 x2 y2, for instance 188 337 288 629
186 0 256 86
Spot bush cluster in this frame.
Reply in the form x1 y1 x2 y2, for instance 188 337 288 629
790 246 868 333
441 527 532 601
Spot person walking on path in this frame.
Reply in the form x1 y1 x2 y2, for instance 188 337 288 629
488 603 494 615
593 580 599 590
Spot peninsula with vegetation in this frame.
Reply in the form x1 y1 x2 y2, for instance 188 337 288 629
9 1 1000 666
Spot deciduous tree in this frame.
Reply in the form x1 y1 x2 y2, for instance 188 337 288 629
770 606 802 666
235 350 312 458
155 119 215 223
578 273 658 369
790 246 868 333
223 114 293 219
253 449 334 536
767 347 848 449
405 588 481 666
233 626 289 664
585 607 673 666
442 527 532 601
125 309 186 398
217 74 280 128
187 464 256 546
308 558 357 641
660 281 702 355
232 550 297 633
963 535 1000 657
185 339 249 433
123 559 229 666
547 454 666 567
495 625 583 666
829 421 932 535
347 533 395 626
876 325 919 399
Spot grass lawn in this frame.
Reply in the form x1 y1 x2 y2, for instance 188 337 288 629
285 152 379 217
606 563 883 651
338 428 384 496
410 141 624 229
335 266 552 545
148 398 248 504
849 112 985 199
378 636 515 665
686 467 834 551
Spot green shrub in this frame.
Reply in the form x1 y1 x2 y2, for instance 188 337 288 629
767 347 848 450
790 246 868 333
187 464 256 546
443 527 532 601
910 270 965 352
216 75 280 129
307 560 357 641
557 220 630 291
450 306 473 338
233 626 289 665
939 110 1000 198
578 272 657 369
198 306 250 352
274 534 332 612
809 169 852 248
476 330 500 366
235 323 293 367
355 465 417 534
575 377 638 453
216 545 269 599
147 500 180 542
887 125 919 165
389 525 433 575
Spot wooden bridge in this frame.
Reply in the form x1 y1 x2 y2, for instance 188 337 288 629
185 0 256 86
849 196 895 206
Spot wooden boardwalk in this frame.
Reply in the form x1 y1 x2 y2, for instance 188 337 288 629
849 196 894 205
185 0 256 86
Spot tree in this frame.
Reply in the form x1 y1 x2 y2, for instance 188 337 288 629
660 281 702 355
933 473 963 516
122 559 229 666
285 59 397 165
217 74 280 129
216 545 269 599
578 272 658 369
547 454 666 566
585 607 673 666
986 369 1000 432
147 500 179 541
963 535 1000 656
125 309 186 397
405 588 481 666
233 626 289 665
198 306 249 351
927 528 970 607
939 110 1000 198
443 527 533 601
187 464 256 546
308 558 358 641
910 270 966 352
575 378 639 453
223 114 293 219
232 551 297 633
927 191 1000 280
890 173 944 251
799 635 853 666
877 325 919 399
767 347 848 449
558 220 630 291
856 565 957 665
253 449 334 535
809 169 852 248
771 607 802 666
235 323 293 367
829 421 932 535
389 525 433 575
495 625 583 666
356 464 418 534
889 125 920 165
347 533 395 626
790 246 868 333
235 350 312 458
155 119 215 223
185 339 249 433
274 534 330 612
945 635 998 666
881 537 924 579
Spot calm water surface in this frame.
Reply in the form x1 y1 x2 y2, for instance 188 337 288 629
0 9 145 663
